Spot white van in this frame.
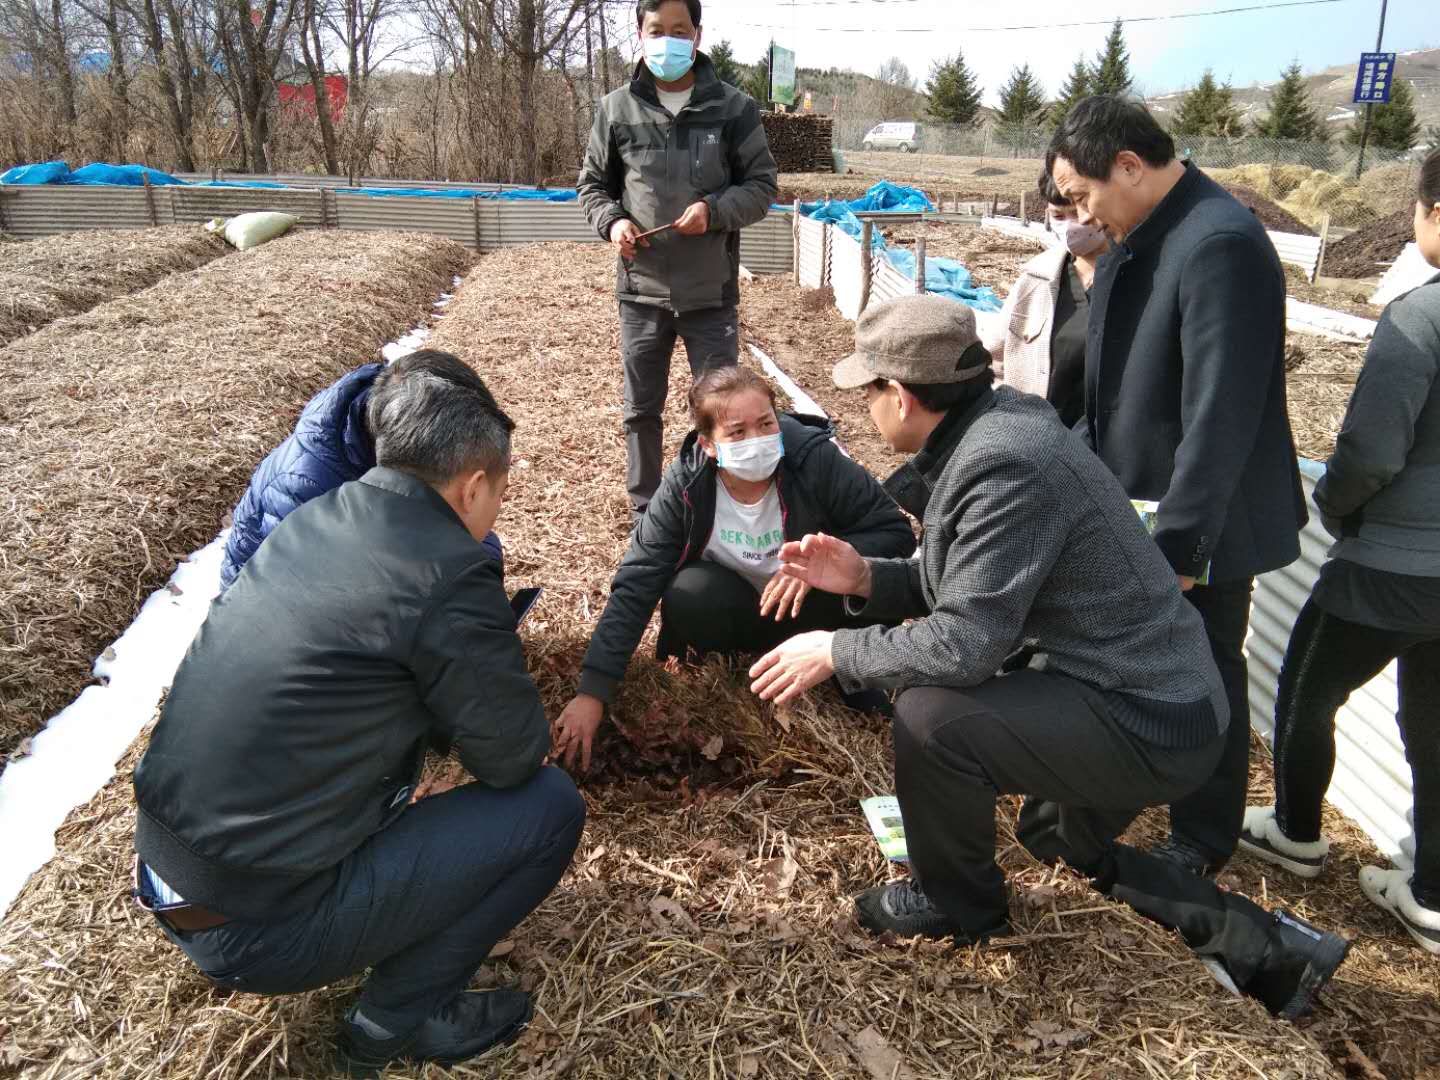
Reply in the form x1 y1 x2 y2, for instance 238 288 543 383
862 122 921 153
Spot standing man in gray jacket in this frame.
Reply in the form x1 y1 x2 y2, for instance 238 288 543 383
578 0 779 520
750 295 1349 1019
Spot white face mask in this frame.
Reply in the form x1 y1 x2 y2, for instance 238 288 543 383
715 432 783 482
1050 217 1109 257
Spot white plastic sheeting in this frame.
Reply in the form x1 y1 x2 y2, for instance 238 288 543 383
1285 298 1377 342
1372 243 1436 308
1246 459 1415 868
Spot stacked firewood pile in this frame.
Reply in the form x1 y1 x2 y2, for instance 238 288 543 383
761 112 835 173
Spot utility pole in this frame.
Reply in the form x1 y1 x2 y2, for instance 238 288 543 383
1354 0 1389 180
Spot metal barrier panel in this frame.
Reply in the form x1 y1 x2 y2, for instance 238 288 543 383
174 173 519 193
797 216 826 289
1268 230 1324 280
480 201 597 251
1247 459 1414 867
333 194 476 248
169 186 326 227
829 229 865 321
870 251 914 305
0 187 153 237
738 213 793 276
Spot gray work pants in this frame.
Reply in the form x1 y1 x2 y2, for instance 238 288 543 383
619 300 739 515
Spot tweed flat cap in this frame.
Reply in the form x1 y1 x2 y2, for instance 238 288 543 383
832 294 991 389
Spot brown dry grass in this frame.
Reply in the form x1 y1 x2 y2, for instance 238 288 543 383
1 244 1432 1080
0 230 475 757
1285 335 1368 463
0 226 229 347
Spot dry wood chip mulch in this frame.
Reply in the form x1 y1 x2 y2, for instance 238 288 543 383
0 230 475 756
1324 210 1415 280
882 223 1049 300
2 245 1431 1080
1284 265 1381 320
0 226 229 347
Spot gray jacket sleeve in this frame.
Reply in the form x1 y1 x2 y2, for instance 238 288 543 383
1315 289 1440 520
704 97 778 234
577 102 627 242
831 455 1067 692
412 560 550 788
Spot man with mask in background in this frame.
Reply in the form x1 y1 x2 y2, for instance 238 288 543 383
578 0 779 523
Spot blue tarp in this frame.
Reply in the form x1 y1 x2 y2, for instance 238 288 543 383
0 161 578 201
791 182 999 313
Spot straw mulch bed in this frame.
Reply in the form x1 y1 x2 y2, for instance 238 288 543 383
0 226 229 347
1285 334 1368 463
1284 265 1381 319
2 245 1429 1080
0 230 474 757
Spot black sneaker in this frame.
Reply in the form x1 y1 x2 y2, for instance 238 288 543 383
1245 911 1351 1020
1237 806 1328 879
337 989 533 1077
1151 837 1228 878
854 879 1008 944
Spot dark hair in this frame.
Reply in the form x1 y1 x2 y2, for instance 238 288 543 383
1049 95 1175 181
1038 156 1069 207
873 366 996 414
368 349 515 485
1421 147 1440 210
636 0 701 27
689 366 777 434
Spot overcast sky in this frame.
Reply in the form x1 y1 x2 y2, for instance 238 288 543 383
635 0 1429 106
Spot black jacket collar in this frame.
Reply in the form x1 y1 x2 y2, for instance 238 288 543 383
359 466 467 531
883 387 996 520
1120 160 1202 257
628 52 724 111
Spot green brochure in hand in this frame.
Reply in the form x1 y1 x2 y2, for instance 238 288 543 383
861 796 909 862
1131 500 1212 586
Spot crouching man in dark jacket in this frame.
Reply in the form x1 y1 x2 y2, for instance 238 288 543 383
749 295 1349 1019
132 353 584 1075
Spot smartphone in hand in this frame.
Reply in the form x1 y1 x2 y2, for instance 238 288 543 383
509 587 543 628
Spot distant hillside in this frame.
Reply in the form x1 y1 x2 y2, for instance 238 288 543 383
1149 48 1440 137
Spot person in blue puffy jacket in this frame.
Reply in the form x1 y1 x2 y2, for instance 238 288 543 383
220 350 504 591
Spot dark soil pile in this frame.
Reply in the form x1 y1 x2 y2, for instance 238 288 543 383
1323 209 1413 280
1221 184 1315 235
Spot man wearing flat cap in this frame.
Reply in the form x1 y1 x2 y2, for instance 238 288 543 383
748 294 1349 1020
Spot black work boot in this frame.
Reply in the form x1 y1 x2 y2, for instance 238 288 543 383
1150 836 1228 878
338 989 533 1077
1244 911 1351 1020
854 879 1008 944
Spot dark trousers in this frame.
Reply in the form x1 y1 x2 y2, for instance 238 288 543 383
657 560 880 661
894 671 1282 987
150 768 584 1034
1168 578 1255 861
1274 597 1440 905
619 301 739 515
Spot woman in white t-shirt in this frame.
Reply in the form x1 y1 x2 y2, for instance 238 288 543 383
552 366 917 770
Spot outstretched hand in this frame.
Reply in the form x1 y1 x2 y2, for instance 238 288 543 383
749 631 836 706
552 693 604 773
759 571 811 621
777 533 870 598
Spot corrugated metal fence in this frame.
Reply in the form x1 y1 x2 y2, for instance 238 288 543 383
0 184 795 274
1248 459 1415 868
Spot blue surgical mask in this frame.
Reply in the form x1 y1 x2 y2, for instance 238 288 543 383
644 36 696 83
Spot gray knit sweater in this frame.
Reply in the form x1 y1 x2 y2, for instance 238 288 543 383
832 386 1229 748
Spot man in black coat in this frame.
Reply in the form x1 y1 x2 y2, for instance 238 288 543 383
132 353 584 1075
1049 96 1306 876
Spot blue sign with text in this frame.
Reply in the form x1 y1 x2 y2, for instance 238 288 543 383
1353 52 1397 105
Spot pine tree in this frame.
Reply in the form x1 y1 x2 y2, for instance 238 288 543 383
925 52 982 126
708 40 743 88
1348 77 1422 153
1090 19 1133 97
743 51 771 106
996 64 1048 155
1253 61 1327 142
1049 54 1090 128
1170 71 1246 139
